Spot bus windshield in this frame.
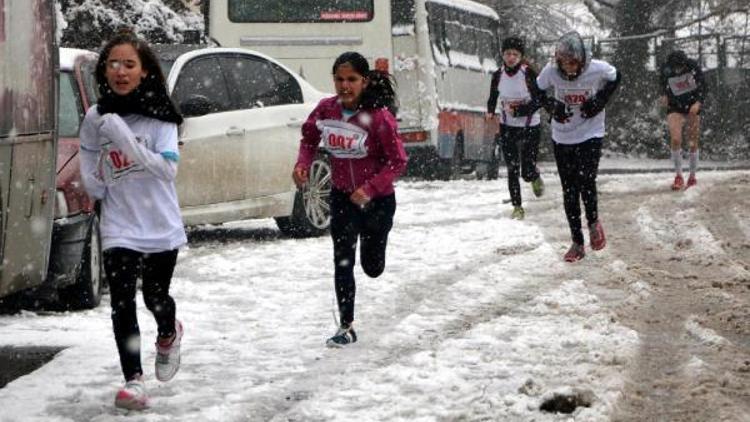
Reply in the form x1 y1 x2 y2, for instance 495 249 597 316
228 0 374 23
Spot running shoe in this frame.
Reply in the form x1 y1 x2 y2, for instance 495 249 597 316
531 176 545 197
155 319 183 382
511 206 525 220
115 376 149 410
326 324 357 348
564 243 585 262
671 174 684 191
589 220 607 251
686 174 697 188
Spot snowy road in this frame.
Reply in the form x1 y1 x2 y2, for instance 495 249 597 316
0 169 749 421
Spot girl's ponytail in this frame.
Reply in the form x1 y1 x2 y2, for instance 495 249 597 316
361 70 398 115
332 51 399 115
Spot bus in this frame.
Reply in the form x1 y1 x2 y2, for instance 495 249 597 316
207 0 503 179
0 0 58 300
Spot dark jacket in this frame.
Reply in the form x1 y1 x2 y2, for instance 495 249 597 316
296 96 407 198
659 51 706 106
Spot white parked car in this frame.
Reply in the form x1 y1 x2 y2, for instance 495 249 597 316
62 46 333 241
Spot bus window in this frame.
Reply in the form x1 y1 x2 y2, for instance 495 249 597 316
427 4 449 65
228 0 374 23
391 0 416 26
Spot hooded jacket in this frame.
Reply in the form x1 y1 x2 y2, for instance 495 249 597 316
536 31 620 144
296 96 408 198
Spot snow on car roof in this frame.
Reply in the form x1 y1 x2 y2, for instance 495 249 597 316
427 0 500 20
59 47 96 71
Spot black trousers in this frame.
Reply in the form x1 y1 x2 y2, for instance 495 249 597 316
553 138 603 245
500 125 541 207
330 189 396 326
104 247 179 381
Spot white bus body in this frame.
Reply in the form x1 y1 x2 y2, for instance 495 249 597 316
208 0 502 179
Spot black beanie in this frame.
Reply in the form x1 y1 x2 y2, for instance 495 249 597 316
502 37 525 55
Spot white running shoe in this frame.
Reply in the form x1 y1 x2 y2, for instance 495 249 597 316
155 319 183 382
114 376 149 410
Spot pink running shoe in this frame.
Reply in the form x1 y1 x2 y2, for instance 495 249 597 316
564 243 585 262
686 174 697 188
589 220 607 251
671 174 684 191
115 376 149 410
155 319 183 382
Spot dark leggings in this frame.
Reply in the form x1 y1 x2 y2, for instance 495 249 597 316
553 138 603 245
104 247 179 381
500 125 541 207
330 189 396 327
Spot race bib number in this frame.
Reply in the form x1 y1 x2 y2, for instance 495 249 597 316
557 88 594 108
500 97 526 113
668 74 697 96
319 119 369 159
99 135 148 184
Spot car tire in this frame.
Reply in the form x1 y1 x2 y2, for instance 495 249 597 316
61 214 103 309
275 154 331 238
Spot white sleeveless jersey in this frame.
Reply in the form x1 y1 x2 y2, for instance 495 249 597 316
537 59 618 145
497 67 540 127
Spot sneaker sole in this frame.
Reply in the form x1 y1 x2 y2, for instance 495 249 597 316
326 340 346 348
115 396 149 410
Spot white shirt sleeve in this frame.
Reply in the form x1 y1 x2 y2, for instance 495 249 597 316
79 107 107 200
536 63 553 90
596 60 618 82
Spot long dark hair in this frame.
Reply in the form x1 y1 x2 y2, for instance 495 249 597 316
95 28 166 95
332 51 398 115
95 28 183 124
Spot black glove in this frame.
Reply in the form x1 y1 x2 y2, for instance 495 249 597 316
545 99 573 123
581 71 621 119
512 102 537 117
580 95 606 118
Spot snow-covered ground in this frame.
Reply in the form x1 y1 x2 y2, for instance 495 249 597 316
0 169 748 421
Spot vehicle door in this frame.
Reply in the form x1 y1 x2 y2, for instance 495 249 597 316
0 0 57 298
169 54 250 207
217 53 306 199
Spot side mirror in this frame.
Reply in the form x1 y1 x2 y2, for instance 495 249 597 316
179 95 214 117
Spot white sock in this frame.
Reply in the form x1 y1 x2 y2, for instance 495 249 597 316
671 150 683 175
689 150 699 176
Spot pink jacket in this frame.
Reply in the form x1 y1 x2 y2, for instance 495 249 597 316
296 96 408 198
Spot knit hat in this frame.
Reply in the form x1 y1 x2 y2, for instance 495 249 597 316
502 37 525 55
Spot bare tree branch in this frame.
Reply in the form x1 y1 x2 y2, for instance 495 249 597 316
583 0 615 27
658 6 750 32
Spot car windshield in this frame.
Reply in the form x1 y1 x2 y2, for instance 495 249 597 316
59 71 82 137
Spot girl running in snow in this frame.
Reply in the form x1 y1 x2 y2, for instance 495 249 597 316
520 31 620 262
486 36 545 220
659 50 706 190
79 29 186 410
293 51 407 347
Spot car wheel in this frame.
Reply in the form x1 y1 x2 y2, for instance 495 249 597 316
62 214 103 309
275 154 331 238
